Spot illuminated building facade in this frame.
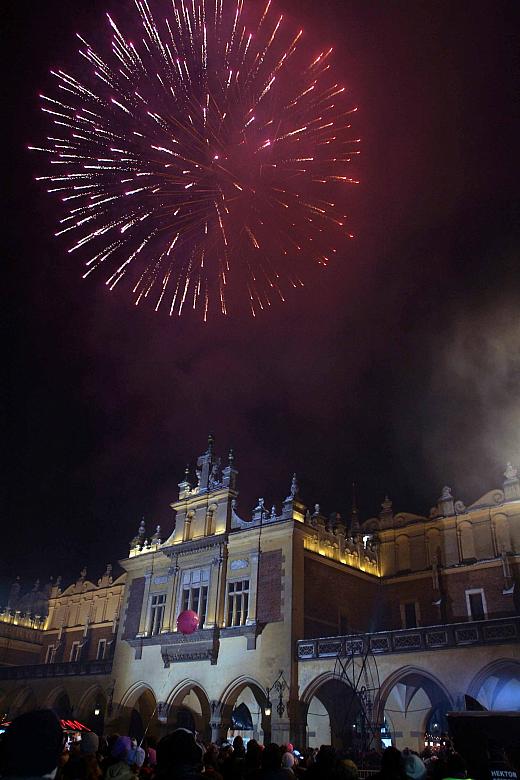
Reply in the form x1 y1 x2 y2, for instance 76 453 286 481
1 438 519 751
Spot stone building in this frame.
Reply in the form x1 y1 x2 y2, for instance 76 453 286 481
1 437 519 751
0 567 125 732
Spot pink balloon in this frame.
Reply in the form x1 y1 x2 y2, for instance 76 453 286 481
177 609 200 635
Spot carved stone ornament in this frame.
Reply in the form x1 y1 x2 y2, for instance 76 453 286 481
504 462 518 481
157 701 169 722
230 559 248 571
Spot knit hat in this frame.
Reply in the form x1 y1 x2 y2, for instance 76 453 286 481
80 732 99 755
403 753 427 780
111 735 132 760
1 710 64 777
157 728 203 768
127 744 146 768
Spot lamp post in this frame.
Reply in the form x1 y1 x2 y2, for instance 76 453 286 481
265 670 289 719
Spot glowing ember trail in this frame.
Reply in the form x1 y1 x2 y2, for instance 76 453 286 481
31 0 360 318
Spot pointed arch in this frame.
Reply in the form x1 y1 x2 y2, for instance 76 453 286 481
117 682 158 740
76 684 108 732
119 681 158 710
300 670 364 750
376 664 454 719
166 679 211 710
219 675 267 713
44 685 73 718
217 675 269 744
165 679 212 740
300 671 345 706
77 684 107 716
375 665 454 751
7 685 37 717
467 658 520 710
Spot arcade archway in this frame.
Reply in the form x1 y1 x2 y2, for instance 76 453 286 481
302 674 365 750
119 684 158 740
377 667 454 752
468 659 520 711
6 686 37 718
77 685 108 734
45 686 73 719
166 681 212 742
219 677 269 744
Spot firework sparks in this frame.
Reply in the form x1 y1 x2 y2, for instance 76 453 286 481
31 0 360 318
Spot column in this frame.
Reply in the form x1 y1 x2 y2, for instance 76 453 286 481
209 701 230 744
246 552 259 624
210 719 230 744
206 551 224 629
270 714 291 745
137 571 153 636
162 565 179 632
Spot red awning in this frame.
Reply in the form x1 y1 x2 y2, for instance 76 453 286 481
0 718 91 732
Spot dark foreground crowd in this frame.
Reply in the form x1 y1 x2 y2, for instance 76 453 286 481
0 710 518 780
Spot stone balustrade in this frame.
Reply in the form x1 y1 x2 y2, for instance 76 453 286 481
0 659 113 681
296 615 520 660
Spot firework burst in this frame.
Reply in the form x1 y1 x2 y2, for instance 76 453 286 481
30 0 360 319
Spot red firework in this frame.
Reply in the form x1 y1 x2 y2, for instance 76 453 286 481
30 0 360 319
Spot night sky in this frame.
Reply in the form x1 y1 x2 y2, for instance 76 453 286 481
4 0 519 598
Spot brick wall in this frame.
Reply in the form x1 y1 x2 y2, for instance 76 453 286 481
381 560 519 628
122 577 146 640
61 628 84 661
257 549 283 623
380 577 440 629
303 554 381 637
40 635 55 663
0 644 40 666
443 562 518 621
85 625 115 660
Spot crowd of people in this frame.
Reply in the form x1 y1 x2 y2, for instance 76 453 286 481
0 710 517 780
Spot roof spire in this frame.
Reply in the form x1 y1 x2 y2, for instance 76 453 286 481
207 433 214 455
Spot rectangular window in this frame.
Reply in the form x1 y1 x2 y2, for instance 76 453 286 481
70 641 81 662
466 589 486 621
45 645 56 664
179 568 210 628
227 580 250 627
96 639 107 660
149 593 166 635
404 602 417 629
